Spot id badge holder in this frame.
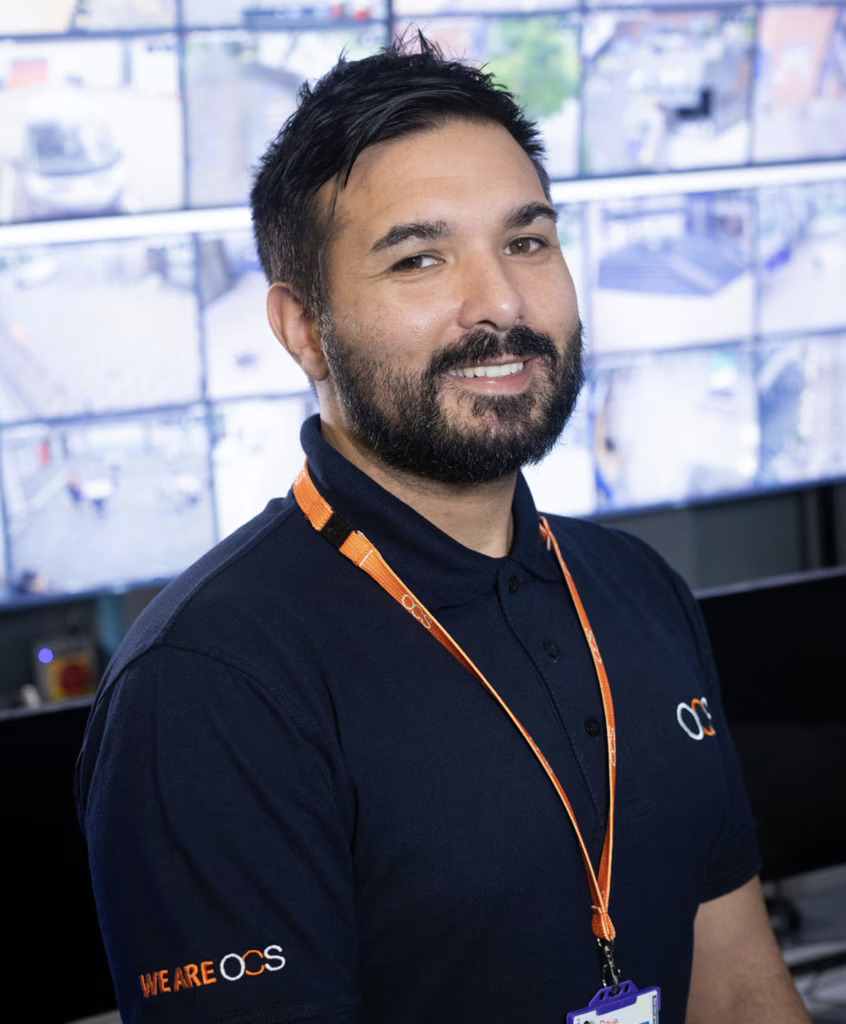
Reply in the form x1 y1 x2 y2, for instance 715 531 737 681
567 980 661 1024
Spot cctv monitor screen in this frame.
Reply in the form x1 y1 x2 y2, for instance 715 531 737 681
392 13 581 179
198 230 310 399
580 7 755 176
752 4 846 164
184 24 385 208
586 190 756 354
757 179 846 336
0 35 184 222
0 234 203 422
1 409 217 598
587 343 759 512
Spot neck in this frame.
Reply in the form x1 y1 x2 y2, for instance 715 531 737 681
320 418 518 558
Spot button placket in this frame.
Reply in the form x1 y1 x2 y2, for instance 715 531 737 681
496 565 610 827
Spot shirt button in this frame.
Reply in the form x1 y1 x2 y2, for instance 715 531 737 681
584 717 602 738
508 575 520 594
543 640 560 661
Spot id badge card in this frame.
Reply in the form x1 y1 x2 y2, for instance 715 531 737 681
567 980 661 1024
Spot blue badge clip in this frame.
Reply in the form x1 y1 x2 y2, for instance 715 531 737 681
566 980 661 1024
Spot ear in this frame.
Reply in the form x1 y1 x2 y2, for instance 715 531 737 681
266 282 329 382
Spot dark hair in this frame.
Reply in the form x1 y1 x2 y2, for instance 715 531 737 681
250 32 549 317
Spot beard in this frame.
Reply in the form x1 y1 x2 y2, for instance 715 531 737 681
319 314 585 486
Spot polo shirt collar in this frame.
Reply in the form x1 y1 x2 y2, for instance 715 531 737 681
299 415 562 609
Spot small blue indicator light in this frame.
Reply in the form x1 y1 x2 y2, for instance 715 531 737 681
37 648 54 665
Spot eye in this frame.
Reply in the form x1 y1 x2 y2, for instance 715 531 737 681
390 253 439 273
506 236 546 256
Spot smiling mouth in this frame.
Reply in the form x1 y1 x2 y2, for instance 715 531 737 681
447 360 525 379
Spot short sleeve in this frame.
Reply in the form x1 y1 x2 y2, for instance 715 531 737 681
77 644 360 1024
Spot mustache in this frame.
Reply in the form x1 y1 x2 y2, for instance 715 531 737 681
427 325 562 379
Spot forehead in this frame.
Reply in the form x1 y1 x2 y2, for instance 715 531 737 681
323 120 548 247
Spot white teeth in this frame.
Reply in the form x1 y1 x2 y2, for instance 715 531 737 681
448 361 524 379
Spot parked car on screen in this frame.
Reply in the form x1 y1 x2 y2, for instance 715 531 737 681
20 114 125 219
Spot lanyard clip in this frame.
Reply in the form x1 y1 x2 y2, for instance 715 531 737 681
597 937 621 994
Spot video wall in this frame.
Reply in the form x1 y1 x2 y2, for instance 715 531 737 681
0 1 844 603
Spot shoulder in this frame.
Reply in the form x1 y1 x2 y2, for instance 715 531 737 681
106 494 314 678
79 494 341 776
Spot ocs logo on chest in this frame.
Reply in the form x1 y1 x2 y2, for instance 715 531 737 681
676 696 716 741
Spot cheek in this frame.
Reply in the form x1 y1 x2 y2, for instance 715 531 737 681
367 295 454 361
528 266 578 321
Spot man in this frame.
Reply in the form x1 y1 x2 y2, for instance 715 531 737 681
76 36 809 1024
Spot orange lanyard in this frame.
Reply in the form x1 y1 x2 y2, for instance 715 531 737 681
293 461 620 971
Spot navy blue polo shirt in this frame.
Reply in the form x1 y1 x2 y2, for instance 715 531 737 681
76 415 759 1024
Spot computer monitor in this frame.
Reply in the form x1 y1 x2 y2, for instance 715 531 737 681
697 566 846 882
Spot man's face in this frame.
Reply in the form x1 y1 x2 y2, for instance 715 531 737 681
316 119 583 485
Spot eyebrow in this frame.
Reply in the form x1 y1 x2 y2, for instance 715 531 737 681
503 202 559 231
370 220 451 255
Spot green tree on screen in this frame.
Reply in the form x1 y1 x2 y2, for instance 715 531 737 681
485 18 579 121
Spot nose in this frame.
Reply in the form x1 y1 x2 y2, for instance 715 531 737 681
456 252 526 334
